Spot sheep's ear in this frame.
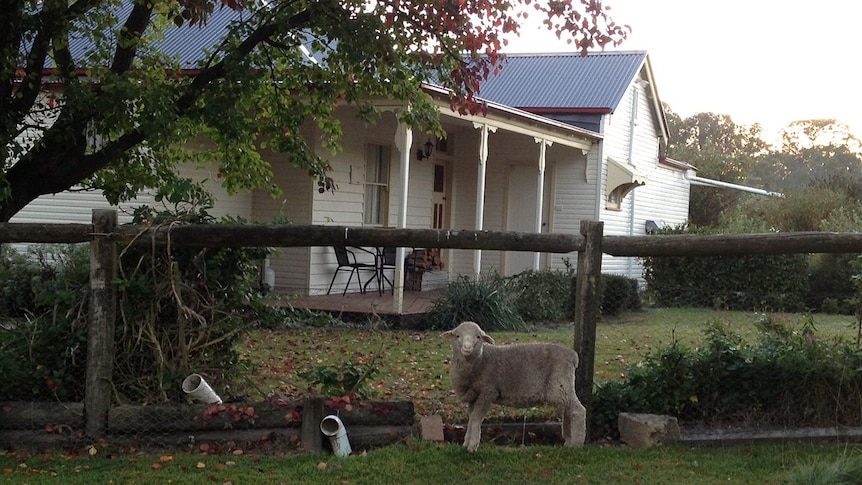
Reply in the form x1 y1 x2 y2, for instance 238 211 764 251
480 333 495 345
440 330 456 340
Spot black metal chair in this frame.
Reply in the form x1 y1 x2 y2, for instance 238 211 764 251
364 246 397 295
327 246 378 296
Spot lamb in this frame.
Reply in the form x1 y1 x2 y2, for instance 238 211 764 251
441 321 586 452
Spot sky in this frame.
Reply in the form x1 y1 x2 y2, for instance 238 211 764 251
504 0 862 145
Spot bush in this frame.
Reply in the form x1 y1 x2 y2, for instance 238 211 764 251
509 264 575 323
591 314 862 439
807 253 857 314
420 274 526 331
0 244 91 401
600 274 641 316
423 267 642 331
642 226 809 312
0 184 277 403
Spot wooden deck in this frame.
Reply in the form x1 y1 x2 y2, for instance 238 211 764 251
266 289 443 324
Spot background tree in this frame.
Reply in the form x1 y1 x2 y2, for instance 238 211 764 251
664 108 766 226
751 119 862 190
2 0 628 222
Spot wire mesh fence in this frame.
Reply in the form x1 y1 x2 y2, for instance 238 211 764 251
4 227 862 450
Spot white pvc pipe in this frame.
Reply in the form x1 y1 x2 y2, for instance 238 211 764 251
182 374 222 404
320 415 352 457
685 171 782 197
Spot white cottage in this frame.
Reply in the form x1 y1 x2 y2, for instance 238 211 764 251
475 52 693 278
12 12 693 300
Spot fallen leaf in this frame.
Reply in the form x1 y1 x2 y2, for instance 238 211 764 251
160 455 173 463
232 449 243 456
317 462 328 470
196 462 206 469
152 463 162 470
88 446 97 456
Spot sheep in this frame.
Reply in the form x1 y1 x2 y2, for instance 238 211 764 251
441 321 586 452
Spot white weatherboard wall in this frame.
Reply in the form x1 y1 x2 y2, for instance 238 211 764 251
598 75 689 280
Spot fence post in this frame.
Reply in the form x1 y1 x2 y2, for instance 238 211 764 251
84 209 118 437
573 220 603 435
301 394 325 453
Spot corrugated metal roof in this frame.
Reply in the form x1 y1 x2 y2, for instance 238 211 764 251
57 5 643 115
474 51 647 112
63 4 246 69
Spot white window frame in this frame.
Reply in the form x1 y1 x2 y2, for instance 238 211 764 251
364 143 391 225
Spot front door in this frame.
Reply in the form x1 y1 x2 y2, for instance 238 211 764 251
432 163 446 229
504 165 538 275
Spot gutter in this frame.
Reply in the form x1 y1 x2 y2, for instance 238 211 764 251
685 170 782 197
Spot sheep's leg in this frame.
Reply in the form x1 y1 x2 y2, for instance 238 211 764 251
563 396 587 447
464 397 492 452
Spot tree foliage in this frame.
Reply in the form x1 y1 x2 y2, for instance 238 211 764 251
2 0 628 222
665 108 766 226
751 120 862 190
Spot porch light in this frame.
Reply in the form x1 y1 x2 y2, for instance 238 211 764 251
417 138 434 160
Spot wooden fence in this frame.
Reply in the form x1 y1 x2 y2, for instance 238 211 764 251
4 209 862 443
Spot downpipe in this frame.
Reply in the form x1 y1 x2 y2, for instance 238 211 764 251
320 415 352 457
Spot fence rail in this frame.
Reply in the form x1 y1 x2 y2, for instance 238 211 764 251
5 221 862 256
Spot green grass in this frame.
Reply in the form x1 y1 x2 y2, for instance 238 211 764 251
2 441 860 484
237 308 859 423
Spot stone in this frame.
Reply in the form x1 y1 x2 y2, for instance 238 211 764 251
419 415 445 442
618 413 680 449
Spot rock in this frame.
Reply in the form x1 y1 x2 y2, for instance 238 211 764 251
618 413 680 449
419 415 445 442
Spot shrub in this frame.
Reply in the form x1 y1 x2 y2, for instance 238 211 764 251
420 274 525 331
508 265 575 323
642 226 809 311
298 361 379 398
807 253 857 314
592 315 862 438
600 274 641 316
0 184 277 403
0 244 90 401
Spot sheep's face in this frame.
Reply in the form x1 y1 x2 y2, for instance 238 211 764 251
441 321 495 359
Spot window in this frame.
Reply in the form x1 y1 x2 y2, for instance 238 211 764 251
364 144 390 225
605 158 646 211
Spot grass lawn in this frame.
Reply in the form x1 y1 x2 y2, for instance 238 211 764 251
236 308 859 424
2 441 861 484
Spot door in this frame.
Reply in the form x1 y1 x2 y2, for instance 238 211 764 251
504 165 538 275
432 163 447 229
504 164 553 276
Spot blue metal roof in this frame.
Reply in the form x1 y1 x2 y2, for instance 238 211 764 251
57 6 645 116
474 51 647 112
62 4 246 69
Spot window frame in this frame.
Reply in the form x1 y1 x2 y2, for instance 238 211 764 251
363 143 391 226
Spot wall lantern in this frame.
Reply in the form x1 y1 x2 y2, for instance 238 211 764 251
416 138 434 160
